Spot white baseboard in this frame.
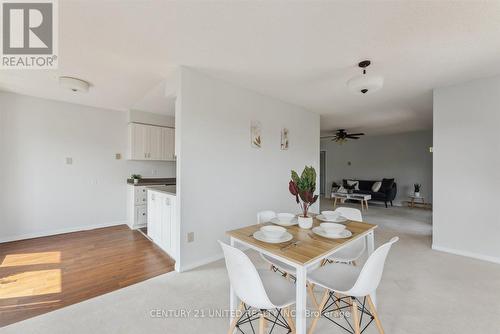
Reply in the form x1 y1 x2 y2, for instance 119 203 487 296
432 244 500 265
178 253 225 272
0 221 127 243
177 244 251 273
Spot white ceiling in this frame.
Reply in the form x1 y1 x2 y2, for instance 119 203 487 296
1 1 500 134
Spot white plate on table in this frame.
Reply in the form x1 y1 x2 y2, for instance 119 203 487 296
312 226 352 239
270 217 298 226
253 231 293 244
316 214 347 223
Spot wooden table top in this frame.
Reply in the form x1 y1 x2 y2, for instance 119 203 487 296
227 218 377 266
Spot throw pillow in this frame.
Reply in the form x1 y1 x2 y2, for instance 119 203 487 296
372 181 382 192
337 186 347 194
347 180 359 190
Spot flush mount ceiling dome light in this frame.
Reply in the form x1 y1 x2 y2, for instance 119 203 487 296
347 60 384 94
59 76 90 93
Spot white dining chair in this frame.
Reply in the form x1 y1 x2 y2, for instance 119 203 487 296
323 207 366 266
257 210 296 277
257 210 277 224
219 241 296 334
308 237 399 334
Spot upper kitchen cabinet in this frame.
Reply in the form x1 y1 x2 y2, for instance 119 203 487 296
128 123 175 161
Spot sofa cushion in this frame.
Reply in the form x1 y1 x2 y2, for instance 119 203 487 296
354 190 373 195
346 180 359 190
357 180 375 191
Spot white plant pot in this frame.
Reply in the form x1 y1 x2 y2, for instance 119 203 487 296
414 192 420 197
298 216 313 229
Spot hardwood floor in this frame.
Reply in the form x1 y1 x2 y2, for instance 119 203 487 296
0 225 175 327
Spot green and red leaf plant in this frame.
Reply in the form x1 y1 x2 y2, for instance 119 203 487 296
289 166 318 218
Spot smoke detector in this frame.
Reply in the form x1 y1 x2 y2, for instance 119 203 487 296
59 76 90 93
347 60 384 94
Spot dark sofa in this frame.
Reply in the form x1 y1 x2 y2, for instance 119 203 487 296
341 179 397 208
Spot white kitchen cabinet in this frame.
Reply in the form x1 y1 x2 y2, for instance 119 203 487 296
147 189 176 258
128 123 175 161
161 127 175 160
127 185 148 229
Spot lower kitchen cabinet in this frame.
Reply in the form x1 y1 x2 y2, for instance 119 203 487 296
147 189 176 258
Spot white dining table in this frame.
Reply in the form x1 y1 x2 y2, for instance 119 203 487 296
226 218 377 334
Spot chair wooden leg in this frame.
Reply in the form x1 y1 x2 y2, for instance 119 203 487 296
352 260 357 266
307 283 319 309
284 306 296 333
259 312 266 334
227 302 244 334
351 299 361 334
308 289 330 334
367 295 385 334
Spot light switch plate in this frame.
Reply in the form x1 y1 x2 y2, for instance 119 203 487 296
115 153 121 160
65 157 73 165
187 232 194 243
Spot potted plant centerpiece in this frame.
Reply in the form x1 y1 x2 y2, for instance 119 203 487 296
414 183 421 197
289 166 318 229
131 174 142 185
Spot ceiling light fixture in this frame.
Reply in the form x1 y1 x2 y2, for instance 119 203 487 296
59 76 90 93
347 60 383 94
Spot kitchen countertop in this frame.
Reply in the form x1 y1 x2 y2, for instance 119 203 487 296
127 178 176 186
147 185 176 196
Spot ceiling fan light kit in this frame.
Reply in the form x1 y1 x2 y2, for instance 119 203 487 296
347 60 384 94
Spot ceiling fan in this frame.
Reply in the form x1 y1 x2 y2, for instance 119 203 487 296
321 129 365 143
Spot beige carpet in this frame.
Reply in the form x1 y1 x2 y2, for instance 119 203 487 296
2 202 500 333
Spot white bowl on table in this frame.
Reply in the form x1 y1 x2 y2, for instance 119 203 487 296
276 213 295 223
321 211 339 220
260 225 287 239
320 223 346 236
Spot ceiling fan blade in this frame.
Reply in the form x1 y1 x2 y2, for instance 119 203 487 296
349 137 361 139
347 133 365 136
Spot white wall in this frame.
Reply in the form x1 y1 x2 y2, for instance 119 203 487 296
433 76 500 264
177 68 320 270
320 131 433 205
0 92 176 242
129 109 175 127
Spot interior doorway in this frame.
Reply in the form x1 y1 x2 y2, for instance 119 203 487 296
320 150 326 195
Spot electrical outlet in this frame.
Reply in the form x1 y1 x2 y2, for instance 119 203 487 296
65 157 73 165
187 232 194 243
115 153 121 160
